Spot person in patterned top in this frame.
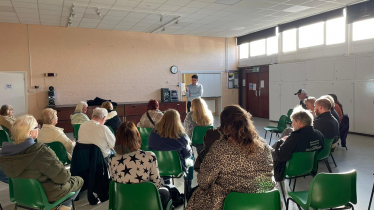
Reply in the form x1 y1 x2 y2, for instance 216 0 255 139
109 121 170 209
186 105 275 210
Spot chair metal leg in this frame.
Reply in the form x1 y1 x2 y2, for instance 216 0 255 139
269 132 273 145
330 153 337 167
289 178 292 187
369 183 374 210
72 199 76 210
264 131 267 139
0 202 3 210
279 181 286 204
325 159 332 173
292 178 297 192
286 198 290 210
14 204 17 210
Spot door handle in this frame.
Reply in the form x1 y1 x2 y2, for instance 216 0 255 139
255 91 257 97
259 90 261 97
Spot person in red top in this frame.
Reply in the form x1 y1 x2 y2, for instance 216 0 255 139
329 94 343 124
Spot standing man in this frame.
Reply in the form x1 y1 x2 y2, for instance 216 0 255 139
186 75 203 112
294 89 308 109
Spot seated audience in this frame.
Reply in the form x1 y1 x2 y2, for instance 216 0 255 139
184 98 214 154
38 108 76 160
304 97 316 117
78 108 116 159
187 105 275 210
137 99 163 128
329 93 343 123
272 106 324 181
0 115 83 209
323 95 340 124
101 101 122 134
194 128 220 173
109 121 170 209
148 109 193 170
0 104 16 132
314 97 339 140
70 101 89 124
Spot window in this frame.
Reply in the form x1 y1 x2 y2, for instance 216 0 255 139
282 29 296 52
267 36 278 55
353 18 374 41
299 22 324 48
239 43 249 59
326 17 345 45
250 39 266 56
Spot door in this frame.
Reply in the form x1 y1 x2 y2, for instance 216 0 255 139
0 72 27 117
246 73 259 116
258 72 269 118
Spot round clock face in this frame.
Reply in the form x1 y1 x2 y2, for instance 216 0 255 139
170 66 178 74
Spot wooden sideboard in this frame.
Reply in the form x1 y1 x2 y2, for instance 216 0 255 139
54 101 187 133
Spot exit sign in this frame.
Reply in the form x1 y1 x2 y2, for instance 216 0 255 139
252 67 260 72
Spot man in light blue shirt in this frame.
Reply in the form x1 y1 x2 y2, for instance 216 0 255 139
186 75 203 112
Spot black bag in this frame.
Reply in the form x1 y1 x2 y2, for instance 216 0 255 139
164 185 184 207
146 111 155 126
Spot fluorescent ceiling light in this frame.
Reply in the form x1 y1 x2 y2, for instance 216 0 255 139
283 5 311 13
215 0 242 5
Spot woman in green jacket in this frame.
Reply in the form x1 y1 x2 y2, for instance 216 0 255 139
0 115 83 208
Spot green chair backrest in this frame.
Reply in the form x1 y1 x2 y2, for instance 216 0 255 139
1 125 9 133
137 127 152 151
46 141 70 165
277 115 288 131
72 124 81 140
317 138 334 161
308 170 357 209
286 109 293 122
107 126 115 135
109 181 164 210
191 126 213 145
151 150 183 177
223 190 282 210
0 128 11 146
284 151 316 178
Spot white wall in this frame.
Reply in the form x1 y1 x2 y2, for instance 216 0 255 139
269 54 374 135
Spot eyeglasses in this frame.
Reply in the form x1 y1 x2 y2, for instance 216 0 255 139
33 125 41 130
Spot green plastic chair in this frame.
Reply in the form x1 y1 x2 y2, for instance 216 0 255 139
317 138 334 173
286 170 357 210
1 125 8 133
223 190 282 210
279 151 317 203
191 126 213 146
151 150 187 209
107 126 115 135
0 127 11 146
46 141 71 165
286 109 293 124
72 124 81 140
109 181 172 210
137 127 153 151
9 178 77 210
264 115 288 145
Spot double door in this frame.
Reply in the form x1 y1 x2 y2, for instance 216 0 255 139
246 68 269 118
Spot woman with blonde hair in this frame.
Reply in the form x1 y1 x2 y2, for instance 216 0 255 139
0 115 83 209
38 108 75 160
184 98 213 153
109 121 170 209
186 105 275 210
101 101 122 134
0 104 16 132
148 109 193 170
70 101 89 124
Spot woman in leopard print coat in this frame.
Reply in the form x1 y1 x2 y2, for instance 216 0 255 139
186 105 275 210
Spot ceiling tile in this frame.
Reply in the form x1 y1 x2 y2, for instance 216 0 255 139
14 7 37 13
40 18 60 23
270 11 292 16
88 2 115 8
113 0 140 7
96 24 116 29
38 0 63 6
186 13 207 19
256 9 278 15
117 21 136 26
135 2 161 9
63 5 86 13
106 10 129 16
83 13 103 19
184 1 211 8
85 7 109 15
126 11 149 18
122 17 142 22
99 19 120 24
194 9 217 15
164 0 191 6
269 3 295 10
215 0 241 5
19 16 39 21
204 3 230 10
38 4 62 11
157 4 181 11
134 22 153 27
81 18 101 23
12 2 37 8
211 10 233 16
286 0 311 5
143 0 168 3
176 6 199 13
301 0 326 7
12 0 37 3
0 15 18 20
79 23 99 28
90 0 117 4
139 18 158 23
0 1 12 7
39 9 62 15
40 14 60 19
0 11 16 16
103 15 124 20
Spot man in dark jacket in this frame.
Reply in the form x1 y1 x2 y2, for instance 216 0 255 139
273 105 324 181
314 97 339 140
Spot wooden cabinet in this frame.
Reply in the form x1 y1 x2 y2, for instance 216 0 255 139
54 101 187 132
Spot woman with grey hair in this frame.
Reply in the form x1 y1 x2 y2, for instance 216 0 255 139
71 101 90 124
0 104 16 131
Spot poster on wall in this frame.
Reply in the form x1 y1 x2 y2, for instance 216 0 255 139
228 70 239 89
249 83 253 90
